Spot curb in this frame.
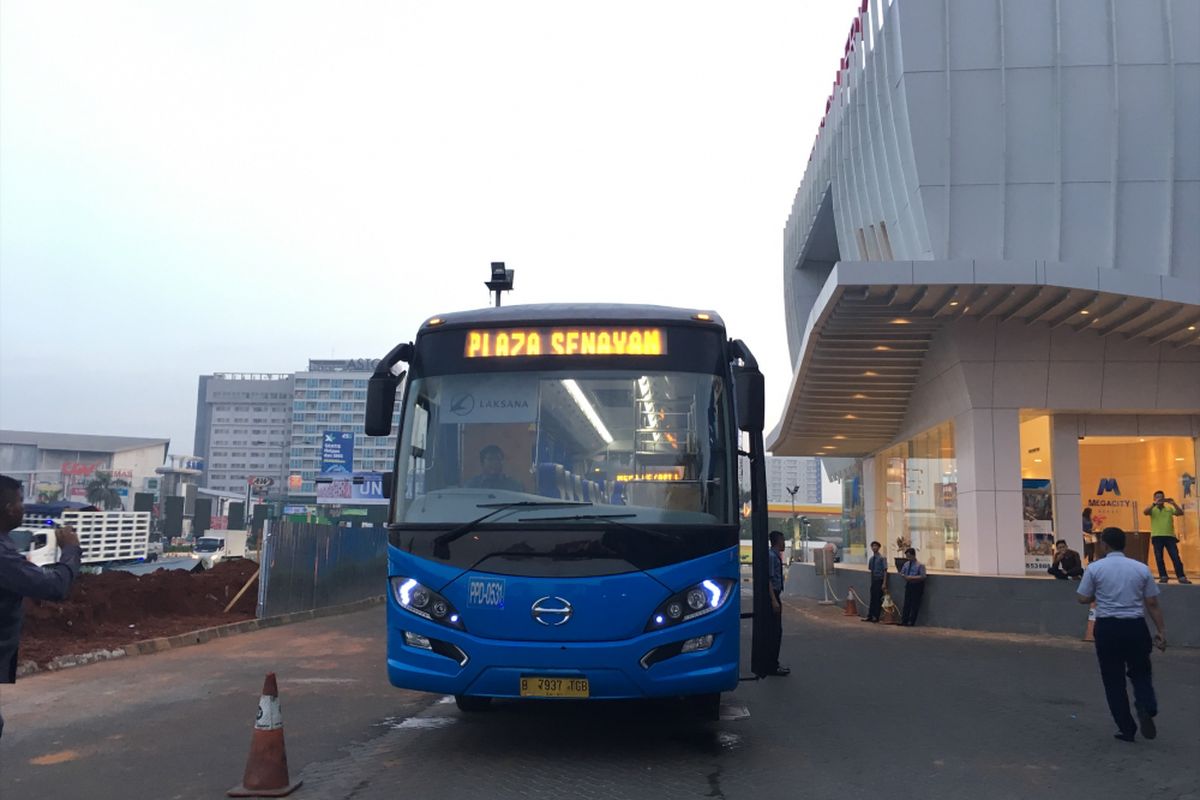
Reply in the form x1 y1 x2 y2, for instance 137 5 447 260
17 595 385 678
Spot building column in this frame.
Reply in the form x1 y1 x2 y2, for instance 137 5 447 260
862 457 879 551
1050 414 1083 551
954 408 1024 575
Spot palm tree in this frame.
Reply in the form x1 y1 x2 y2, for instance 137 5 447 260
85 471 131 510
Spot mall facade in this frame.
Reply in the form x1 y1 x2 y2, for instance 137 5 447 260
769 0 1200 578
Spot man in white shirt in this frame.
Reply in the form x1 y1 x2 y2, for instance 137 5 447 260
1076 527 1167 742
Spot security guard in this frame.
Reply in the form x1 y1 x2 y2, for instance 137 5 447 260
1076 527 1167 742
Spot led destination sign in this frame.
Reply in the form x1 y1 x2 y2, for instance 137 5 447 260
465 328 667 358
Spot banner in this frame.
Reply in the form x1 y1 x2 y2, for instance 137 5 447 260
320 431 355 475
440 375 539 424
316 472 387 506
1023 478 1055 574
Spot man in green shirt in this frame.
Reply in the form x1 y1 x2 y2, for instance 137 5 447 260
1143 491 1191 584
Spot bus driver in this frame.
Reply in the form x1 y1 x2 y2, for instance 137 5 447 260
465 445 524 493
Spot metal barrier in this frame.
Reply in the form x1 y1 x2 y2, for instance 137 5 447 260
257 521 388 618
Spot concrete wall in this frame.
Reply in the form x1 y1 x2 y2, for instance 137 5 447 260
784 562 1200 647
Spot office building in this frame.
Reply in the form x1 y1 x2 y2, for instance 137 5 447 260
289 359 400 498
765 456 823 506
193 373 294 495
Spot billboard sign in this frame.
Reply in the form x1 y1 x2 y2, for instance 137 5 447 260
315 472 387 506
320 431 355 475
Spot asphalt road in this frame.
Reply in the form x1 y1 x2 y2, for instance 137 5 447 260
2 599 1197 799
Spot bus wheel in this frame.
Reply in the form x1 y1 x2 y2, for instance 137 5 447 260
455 695 492 712
690 693 721 721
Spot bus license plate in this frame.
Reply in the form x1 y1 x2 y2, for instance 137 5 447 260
519 677 589 698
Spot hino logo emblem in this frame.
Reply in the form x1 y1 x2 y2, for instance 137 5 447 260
530 596 573 626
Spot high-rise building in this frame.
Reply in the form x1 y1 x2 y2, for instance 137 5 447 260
193 374 294 495
765 456 823 506
288 359 400 497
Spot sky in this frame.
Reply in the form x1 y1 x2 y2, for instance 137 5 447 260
0 1 855 493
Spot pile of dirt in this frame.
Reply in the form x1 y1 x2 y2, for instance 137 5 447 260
19 559 259 667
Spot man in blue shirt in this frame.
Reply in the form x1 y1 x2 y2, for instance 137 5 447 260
865 540 888 622
0 475 83 739
765 530 789 676
899 548 926 626
1077 527 1167 742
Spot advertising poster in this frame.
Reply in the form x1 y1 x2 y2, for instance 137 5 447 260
316 472 387 506
320 431 355 475
1023 478 1055 574
439 375 539 424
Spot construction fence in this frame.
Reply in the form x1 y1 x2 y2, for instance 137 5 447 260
257 521 388 618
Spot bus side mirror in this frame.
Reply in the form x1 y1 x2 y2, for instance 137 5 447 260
366 371 405 436
733 366 765 433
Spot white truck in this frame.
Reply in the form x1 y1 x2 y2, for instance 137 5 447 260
14 510 152 567
190 529 248 566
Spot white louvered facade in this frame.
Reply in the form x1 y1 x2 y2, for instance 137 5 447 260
772 0 1200 577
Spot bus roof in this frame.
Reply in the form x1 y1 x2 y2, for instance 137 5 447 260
420 303 726 331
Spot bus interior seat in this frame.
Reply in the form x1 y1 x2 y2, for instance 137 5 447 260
537 463 565 499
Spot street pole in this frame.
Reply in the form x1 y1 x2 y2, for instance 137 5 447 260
787 485 800 562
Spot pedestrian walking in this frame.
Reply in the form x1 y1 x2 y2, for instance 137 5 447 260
864 540 887 622
0 474 83 739
1143 491 1190 583
1076 527 1167 742
765 530 790 676
1082 508 1096 563
899 547 926 626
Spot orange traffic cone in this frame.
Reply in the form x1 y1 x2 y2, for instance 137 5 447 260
1083 603 1096 642
843 589 859 617
228 673 303 797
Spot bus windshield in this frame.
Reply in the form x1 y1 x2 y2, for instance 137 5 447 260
394 369 734 526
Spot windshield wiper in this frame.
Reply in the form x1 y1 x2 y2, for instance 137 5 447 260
518 512 683 544
433 501 590 557
518 513 637 522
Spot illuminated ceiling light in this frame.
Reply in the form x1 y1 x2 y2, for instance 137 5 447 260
1175 457 1185 462
845 414 857 420
962 306 971 313
891 318 910 325
833 435 847 440
1189 325 1197 331
822 445 836 450
561 379 614 444
949 301 959 307
1080 310 1090 316
864 370 878 376
874 345 891 351
1139 438 1145 443
852 393 868 399
1033 458 1043 463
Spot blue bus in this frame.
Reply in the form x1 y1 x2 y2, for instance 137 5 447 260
365 303 771 717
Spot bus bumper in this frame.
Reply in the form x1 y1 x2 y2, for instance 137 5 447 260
386 604 740 700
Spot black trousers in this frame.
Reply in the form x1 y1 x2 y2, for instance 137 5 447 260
767 588 783 668
868 577 885 620
1093 618 1157 736
1151 536 1186 580
902 582 924 625
1047 564 1084 579
1083 542 1095 563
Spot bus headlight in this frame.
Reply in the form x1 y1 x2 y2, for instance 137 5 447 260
645 578 734 631
391 577 465 631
